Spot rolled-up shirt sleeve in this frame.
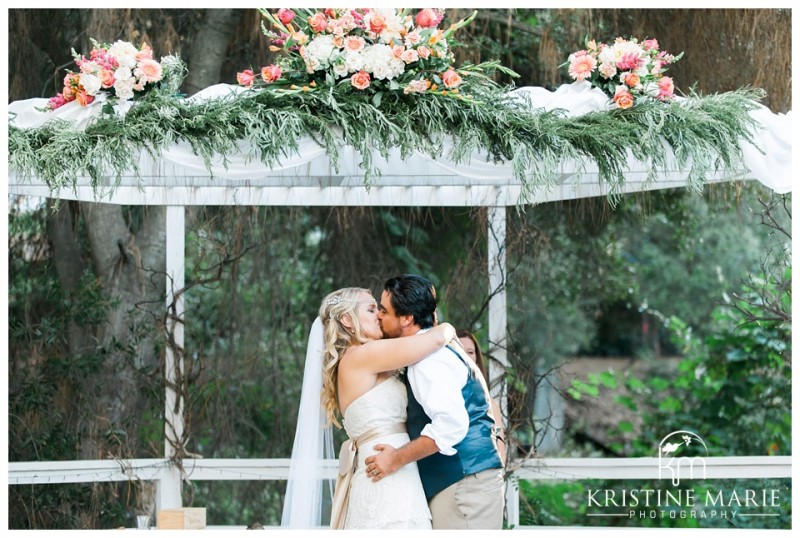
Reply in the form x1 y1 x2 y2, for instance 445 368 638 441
407 347 469 456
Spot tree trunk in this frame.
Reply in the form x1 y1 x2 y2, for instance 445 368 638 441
183 9 242 95
75 204 166 460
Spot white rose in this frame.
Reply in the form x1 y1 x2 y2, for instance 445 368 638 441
642 81 660 98
114 77 136 100
332 62 349 78
598 47 617 65
305 35 338 69
114 67 133 81
372 63 389 80
79 73 102 95
108 40 138 69
344 52 364 73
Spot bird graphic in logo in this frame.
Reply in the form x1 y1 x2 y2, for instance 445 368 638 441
660 435 694 456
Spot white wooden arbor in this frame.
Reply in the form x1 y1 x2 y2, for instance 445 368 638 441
7 83 793 527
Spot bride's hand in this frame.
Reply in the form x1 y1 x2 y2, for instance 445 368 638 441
438 322 456 344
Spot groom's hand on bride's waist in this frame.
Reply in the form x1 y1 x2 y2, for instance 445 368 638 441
364 444 400 482
365 436 440 482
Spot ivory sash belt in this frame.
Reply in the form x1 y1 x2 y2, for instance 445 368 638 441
329 422 407 529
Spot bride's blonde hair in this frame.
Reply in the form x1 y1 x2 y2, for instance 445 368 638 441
319 287 373 427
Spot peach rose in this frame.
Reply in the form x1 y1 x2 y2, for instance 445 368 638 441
441 69 462 89
237 69 255 86
75 90 94 107
369 13 386 34
350 70 371 90
98 68 115 88
261 64 282 83
613 87 634 109
344 36 365 53
417 46 431 60
136 43 154 61
308 12 327 33
624 73 640 88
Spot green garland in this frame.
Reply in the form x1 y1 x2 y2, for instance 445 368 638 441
8 82 764 205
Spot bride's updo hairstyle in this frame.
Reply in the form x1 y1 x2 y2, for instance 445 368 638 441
319 287 372 426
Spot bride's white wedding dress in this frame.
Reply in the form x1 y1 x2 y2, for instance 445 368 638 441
341 375 432 529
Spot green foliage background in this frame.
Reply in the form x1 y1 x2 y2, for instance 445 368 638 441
7 7 792 530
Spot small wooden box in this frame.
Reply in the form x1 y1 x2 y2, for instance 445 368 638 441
157 507 207 529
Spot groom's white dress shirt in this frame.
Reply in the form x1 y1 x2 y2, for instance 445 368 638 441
406 328 470 456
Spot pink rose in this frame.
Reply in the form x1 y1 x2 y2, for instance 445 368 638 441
657 76 674 100
392 45 404 59
417 46 431 60
369 13 386 34
261 64 282 83
624 73 640 87
415 8 442 28
237 69 256 86
350 70 371 90
613 86 634 109
308 12 328 33
642 39 659 51
441 69 462 89
400 49 419 64
277 8 295 25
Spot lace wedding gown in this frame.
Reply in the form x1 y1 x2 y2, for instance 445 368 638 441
341 375 432 529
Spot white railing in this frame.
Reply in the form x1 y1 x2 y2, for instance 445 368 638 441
8 456 791 529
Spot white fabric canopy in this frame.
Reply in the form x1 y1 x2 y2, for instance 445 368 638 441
7 82 792 206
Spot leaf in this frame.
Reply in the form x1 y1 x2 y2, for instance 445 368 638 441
614 395 638 411
617 420 634 433
372 91 382 108
599 370 617 388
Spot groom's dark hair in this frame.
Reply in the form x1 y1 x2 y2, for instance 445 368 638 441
383 274 437 329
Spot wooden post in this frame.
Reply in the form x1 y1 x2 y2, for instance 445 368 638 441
159 205 185 510
488 206 515 526
487 206 509 398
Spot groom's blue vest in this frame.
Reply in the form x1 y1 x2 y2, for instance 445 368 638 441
403 346 502 500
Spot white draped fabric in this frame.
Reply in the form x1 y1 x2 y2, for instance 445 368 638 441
7 82 792 206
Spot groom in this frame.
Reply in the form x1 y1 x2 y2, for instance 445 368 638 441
366 274 504 529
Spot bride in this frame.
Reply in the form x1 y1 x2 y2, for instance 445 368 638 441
281 287 456 529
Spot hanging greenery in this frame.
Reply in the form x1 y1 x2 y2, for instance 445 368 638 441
7 82 764 205
7 7 764 205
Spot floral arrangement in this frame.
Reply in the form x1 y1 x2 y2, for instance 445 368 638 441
45 39 181 111
566 37 683 109
236 8 514 100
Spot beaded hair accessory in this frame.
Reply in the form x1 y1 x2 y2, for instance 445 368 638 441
325 296 342 306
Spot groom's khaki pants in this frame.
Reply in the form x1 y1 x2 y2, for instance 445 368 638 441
428 468 505 529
